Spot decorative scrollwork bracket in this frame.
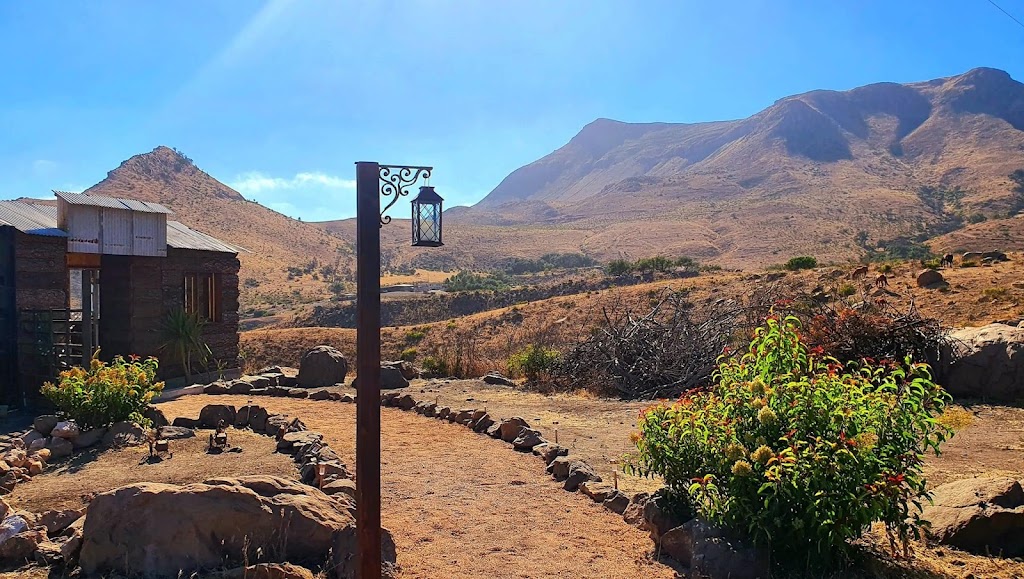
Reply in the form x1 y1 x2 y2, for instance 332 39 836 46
379 165 432 227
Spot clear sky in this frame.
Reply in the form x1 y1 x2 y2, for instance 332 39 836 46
2 1 1022 221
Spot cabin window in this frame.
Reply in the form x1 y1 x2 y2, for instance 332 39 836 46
184 273 222 322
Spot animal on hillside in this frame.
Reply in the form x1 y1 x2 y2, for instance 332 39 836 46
874 274 888 288
850 265 869 279
941 253 954 268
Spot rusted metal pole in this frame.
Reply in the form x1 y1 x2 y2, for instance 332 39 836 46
355 161 382 579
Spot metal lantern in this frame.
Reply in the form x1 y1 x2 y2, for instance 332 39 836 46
411 185 443 247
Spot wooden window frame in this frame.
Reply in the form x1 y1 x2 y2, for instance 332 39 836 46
183 272 222 323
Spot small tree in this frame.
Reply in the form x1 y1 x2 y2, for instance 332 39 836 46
606 259 632 276
784 255 818 270
160 309 211 382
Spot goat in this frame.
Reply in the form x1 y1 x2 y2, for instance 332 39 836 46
874 274 888 288
941 253 954 268
850 265 869 279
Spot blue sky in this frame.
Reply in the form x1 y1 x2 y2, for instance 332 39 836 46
1 1 1022 221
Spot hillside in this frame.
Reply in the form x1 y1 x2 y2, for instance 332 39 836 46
320 67 1024 270
84 146 352 309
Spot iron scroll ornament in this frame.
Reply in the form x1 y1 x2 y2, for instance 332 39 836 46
379 165 433 227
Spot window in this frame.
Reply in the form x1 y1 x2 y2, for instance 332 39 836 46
184 273 222 322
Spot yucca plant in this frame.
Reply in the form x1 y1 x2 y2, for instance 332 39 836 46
160 309 211 382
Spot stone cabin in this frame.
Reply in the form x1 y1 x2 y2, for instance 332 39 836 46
0 191 241 407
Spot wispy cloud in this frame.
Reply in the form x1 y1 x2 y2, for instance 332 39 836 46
230 171 356 195
32 159 58 176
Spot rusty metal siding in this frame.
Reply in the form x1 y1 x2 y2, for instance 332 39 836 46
131 212 167 257
66 205 101 254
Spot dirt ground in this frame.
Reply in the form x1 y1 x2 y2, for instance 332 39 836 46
5 429 296 513
157 395 677 579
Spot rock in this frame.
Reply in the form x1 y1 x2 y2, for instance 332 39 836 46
963 251 985 262
20 430 44 448
916 269 945 288
414 402 437 417
297 346 348 387
436 407 451 420
472 414 495 433
157 426 195 440
643 489 686 541
265 386 291 397
383 360 418 380
143 407 169 428
217 563 316 579
532 442 568 465
227 380 253 395
579 482 615 503
920 477 1024 555
0 515 27 545
485 422 502 438
45 436 73 459
482 373 514 386
331 520 398 579
277 431 323 454
309 389 333 401
340 393 355 403
512 428 545 451
199 404 237 428
249 407 271 433
27 460 43 476
70 426 106 450
79 476 357 578
203 382 230 395
660 518 769 579
51 420 80 440
564 460 601 492
2 449 26 470
33 415 59 436
28 437 45 452
453 409 475 425
396 395 417 411
29 449 49 464
547 456 572 481
34 539 63 566
102 422 147 447
38 508 84 535
353 365 412 390
265 414 291 435
0 529 45 561
244 375 273 389
943 323 1024 401
984 250 1009 262
234 404 262 428
623 493 650 526
286 388 310 399
60 518 84 562
172 417 199 428
321 478 357 500
498 417 530 442
604 491 631 515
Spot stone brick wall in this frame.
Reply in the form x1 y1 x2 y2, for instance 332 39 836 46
13 233 67 312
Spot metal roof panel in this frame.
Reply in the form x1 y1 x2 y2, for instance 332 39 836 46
0 201 66 236
166 221 244 254
54 191 173 214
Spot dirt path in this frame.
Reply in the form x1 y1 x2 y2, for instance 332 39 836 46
157 395 675 579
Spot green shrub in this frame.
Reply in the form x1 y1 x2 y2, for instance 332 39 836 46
606 259 632 276
41 353 164 429
421 356 448 376
508 344 561 381
443 271 511 292
878 263 893 274
837 283 856 297
983 287 1009 300
628 316 951 570
404 328 427 345
399 347 418 362
921 258 942 270
634 256 675 273
784 256 818 271
960 260 978 268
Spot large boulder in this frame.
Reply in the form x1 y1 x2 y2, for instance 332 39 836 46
382 360 418 381
916 269 945 288
199 404 237 428
352 366 410 390
297 346 348 388
72 427 106 450
919 477 1024 555
45 436 73 459
497 417 530 442
78 476 377 578
50 420 80 440
101 422 147 447
33 415 59 436
144 407 170 428
943 323 1024 401
659 518 769 579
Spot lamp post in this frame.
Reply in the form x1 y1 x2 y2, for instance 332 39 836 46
354 162 442 579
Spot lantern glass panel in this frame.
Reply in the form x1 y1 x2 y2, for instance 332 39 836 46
411 186 443 247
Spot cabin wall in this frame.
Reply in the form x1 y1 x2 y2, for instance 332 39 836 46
0 228 16 404
12 232 67 407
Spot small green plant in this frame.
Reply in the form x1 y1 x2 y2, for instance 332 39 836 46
399 347 418 362
921 258 942 270
960 260 979 268
837 283 857 297
41 352 164 429
404 328 427 345
783 256 818 271
606 259 633 276
160 309 210 382
421 356 448 377
983 287 1009 300
878 263 893 274
628 316 952 571
508 344 560 381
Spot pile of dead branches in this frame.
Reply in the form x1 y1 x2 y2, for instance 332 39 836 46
550 286 781 399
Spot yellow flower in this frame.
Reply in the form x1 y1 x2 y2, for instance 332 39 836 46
751 444 774 465
751 398 766 410
750 379 766 395
757 406 778 425
731 460 753 477
854 432 878 451
724 443 747 461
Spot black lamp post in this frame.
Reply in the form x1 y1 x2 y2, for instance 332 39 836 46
353 162 441 579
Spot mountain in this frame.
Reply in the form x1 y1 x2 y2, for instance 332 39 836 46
84 146 352 309
325 67 1022 270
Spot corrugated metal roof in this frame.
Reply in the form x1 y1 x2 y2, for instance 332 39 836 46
0 199 240 254
54 191 173 214
167 221 244 254
0 201 66 236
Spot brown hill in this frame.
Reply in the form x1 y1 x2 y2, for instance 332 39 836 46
321 67 1024 270
84 146 352 309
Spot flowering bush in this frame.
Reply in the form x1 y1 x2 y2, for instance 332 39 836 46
41 353 164 429
628 315 952 568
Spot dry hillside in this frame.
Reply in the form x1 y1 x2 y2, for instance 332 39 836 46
82 146 353 309
321 67 1024 270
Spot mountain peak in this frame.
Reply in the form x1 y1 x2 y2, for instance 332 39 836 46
90 146 245 204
